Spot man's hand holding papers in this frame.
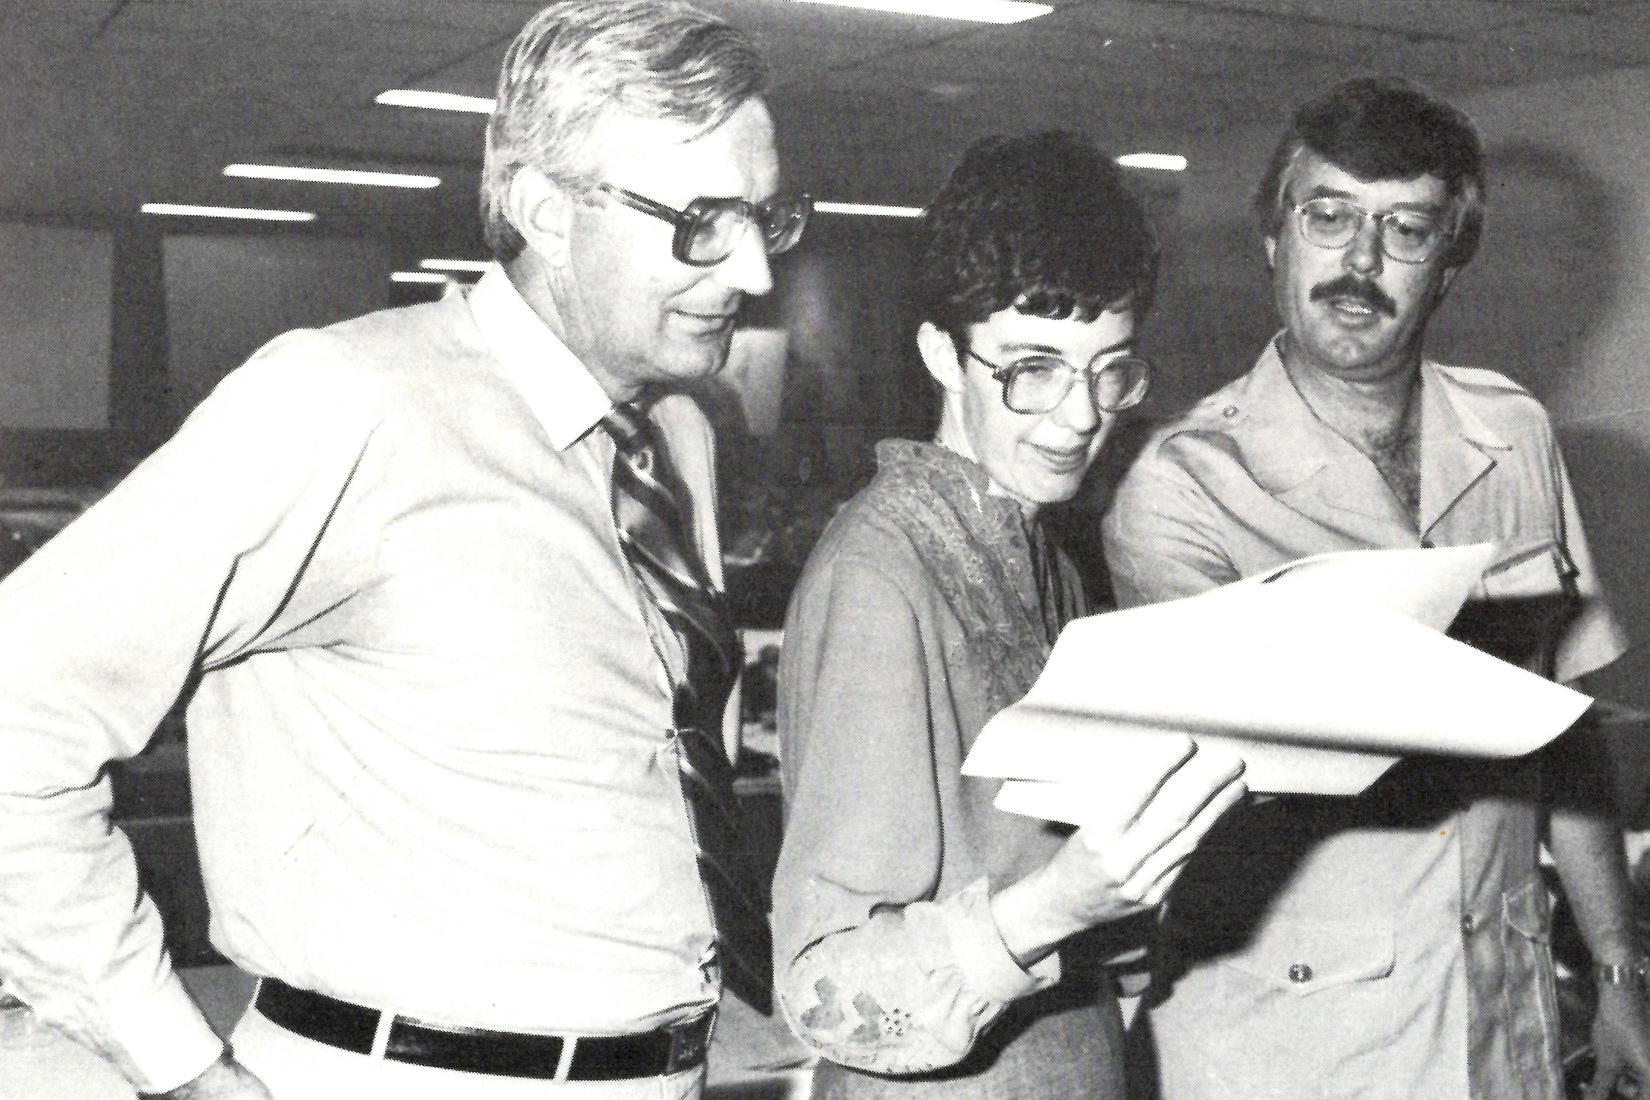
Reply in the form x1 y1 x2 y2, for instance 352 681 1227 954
964 543 1596 825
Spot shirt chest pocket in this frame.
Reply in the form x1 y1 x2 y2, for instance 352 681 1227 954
1452 539 1579 672
1218 917 1396 997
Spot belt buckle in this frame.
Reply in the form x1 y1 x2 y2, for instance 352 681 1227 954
665 1011 714 1074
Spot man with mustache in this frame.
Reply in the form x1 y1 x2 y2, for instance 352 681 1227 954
1103 78 1650 1100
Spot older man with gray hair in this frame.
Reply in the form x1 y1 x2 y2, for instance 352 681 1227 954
0 3 808 1098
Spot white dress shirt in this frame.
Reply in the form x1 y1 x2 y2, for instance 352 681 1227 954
0 266 726 1093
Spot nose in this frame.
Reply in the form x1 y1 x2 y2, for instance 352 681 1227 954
714 221 774 296
1052 370 1100 435
1344 210 1384 275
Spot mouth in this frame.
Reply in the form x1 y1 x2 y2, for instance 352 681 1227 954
1310 277 1396 322
671 308 739 336
1322 295 1382 323
1028 443 1092 475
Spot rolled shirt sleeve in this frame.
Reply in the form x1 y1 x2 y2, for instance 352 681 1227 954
1548 445 1628 683
0 337 382 1092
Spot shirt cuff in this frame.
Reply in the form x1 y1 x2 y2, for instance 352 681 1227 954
106 968 225 1095
937 877 1060 1003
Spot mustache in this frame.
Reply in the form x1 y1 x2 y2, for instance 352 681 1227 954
1310 275 1397 318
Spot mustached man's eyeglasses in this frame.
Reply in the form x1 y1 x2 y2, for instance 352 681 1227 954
1289 196 1451 265
961 347 1152 415
599 184 812 267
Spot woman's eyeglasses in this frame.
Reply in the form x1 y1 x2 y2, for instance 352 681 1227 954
961 348 1152 415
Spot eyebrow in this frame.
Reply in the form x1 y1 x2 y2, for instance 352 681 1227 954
1302 183 1447 215
997 336 1138 360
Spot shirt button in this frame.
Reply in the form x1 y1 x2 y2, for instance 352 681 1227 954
1287 962 1313 984
1461 914 1476 935
1222 405 1239 419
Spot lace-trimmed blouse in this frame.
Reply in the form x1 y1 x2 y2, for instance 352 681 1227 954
773 440 1125 1096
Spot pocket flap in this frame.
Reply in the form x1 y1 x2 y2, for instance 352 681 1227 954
1221 918 1396 997
1479 540 1570 600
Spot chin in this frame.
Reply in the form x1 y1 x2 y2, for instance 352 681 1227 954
1030 478 1086 507
656 349 732 385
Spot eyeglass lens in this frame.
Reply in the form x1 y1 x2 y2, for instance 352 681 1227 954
1005 356 1150 414
1295 198 1445 263
683 197 810 265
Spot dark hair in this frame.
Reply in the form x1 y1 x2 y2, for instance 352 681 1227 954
916 131 1158 344
1255 77 1485 267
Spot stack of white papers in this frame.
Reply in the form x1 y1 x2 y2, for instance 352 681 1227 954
961 543 1593 825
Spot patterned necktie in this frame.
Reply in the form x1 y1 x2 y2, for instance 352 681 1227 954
601 402 774 1015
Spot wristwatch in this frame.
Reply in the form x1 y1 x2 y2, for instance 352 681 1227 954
1594 956 1650 987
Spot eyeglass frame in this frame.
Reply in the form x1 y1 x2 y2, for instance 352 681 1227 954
959 344 1153 415
597 183 812 267
1286 195 1454 265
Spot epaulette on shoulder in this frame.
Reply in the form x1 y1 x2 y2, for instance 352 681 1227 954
1431 361 1537 402
1155 388 1250 441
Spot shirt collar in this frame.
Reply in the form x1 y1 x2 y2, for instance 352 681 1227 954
875 438 1037 536
1224 335 1510 491
466 263 614 450
1420 360 1510 453
1214 337 1345 493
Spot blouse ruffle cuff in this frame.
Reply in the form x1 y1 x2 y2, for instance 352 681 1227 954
941 877 1061 1002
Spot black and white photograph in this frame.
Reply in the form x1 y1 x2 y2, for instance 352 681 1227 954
4 3 1650 1099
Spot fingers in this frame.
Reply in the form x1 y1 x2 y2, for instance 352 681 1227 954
1122 767 1249 903
1091 744 1246 893
1109 734 1200 835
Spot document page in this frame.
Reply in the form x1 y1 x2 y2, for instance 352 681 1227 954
962 543 1593 823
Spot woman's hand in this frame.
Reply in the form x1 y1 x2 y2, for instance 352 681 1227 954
990 746 1247 966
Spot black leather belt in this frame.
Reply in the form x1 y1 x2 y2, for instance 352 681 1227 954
253 978 713 1080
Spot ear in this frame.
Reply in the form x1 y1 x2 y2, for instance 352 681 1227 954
1263 234 1278 271
505 166 576 269
917 321 965 393
1433 262 1462 305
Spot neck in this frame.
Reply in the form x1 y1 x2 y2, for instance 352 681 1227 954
503 252 642 404
1278 335 1420 440
931 413 1040 522
1279 335 1424 527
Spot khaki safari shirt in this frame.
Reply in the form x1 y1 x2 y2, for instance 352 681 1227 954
1102 339 1627 1100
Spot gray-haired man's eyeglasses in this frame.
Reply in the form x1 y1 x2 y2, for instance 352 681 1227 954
599 184 812 267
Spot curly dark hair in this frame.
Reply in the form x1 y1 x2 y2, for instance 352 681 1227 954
916 131 1158 344
1254 77 1485 268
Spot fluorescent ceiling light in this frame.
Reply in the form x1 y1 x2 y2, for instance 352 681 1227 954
788 0 1051 23
391 271 450 284
1116 153 1188 172
815 200 923 218
141 202 316 222
225 164 440 189
376 89 494 114
419 258 490 273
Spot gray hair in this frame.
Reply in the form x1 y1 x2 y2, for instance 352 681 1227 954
481 0 770 262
